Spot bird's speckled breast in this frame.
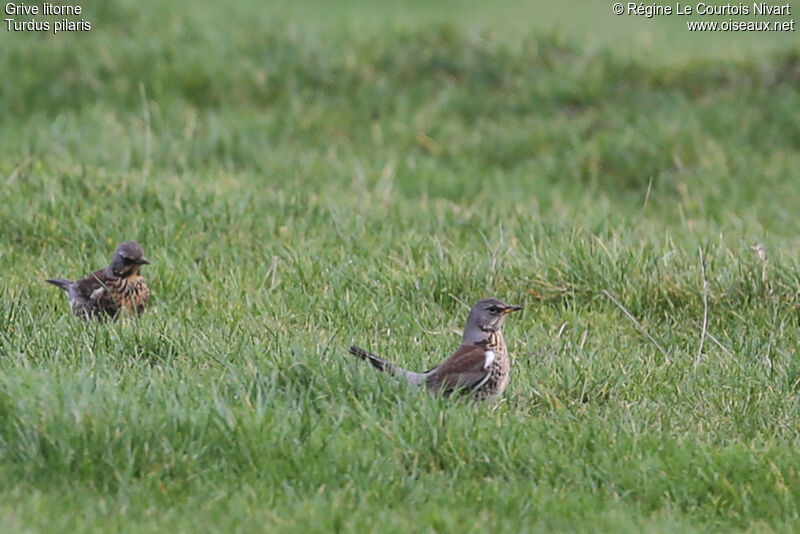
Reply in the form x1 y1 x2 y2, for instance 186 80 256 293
111 275 150 316
474 330 510 401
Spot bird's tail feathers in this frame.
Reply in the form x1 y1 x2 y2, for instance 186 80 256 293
349 345 395 373
46 278 72 291
348 345 427 386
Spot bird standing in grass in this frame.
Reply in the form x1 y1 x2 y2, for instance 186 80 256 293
46 241 151 319
349 298 522 401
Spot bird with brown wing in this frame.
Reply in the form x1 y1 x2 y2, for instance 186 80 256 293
47 241 151 320
349 298 522 401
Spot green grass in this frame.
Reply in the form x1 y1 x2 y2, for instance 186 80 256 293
2 0 800 531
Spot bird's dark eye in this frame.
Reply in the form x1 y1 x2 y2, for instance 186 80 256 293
488 305 501 313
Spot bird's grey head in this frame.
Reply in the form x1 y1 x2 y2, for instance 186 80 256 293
462 298 522 344
107 241 149 278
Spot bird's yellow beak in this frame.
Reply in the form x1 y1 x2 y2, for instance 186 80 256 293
503 305 522 314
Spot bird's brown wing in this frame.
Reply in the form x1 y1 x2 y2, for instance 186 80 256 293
73 269 119 317
71 269 105 297
425 342 492 396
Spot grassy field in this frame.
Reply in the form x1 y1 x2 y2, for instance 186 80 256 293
2 0 800 531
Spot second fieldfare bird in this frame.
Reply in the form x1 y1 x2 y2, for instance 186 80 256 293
349 298 522 401
46 241 151 319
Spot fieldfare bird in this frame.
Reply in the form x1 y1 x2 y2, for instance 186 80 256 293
349 298 522 401
46 241 151 319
